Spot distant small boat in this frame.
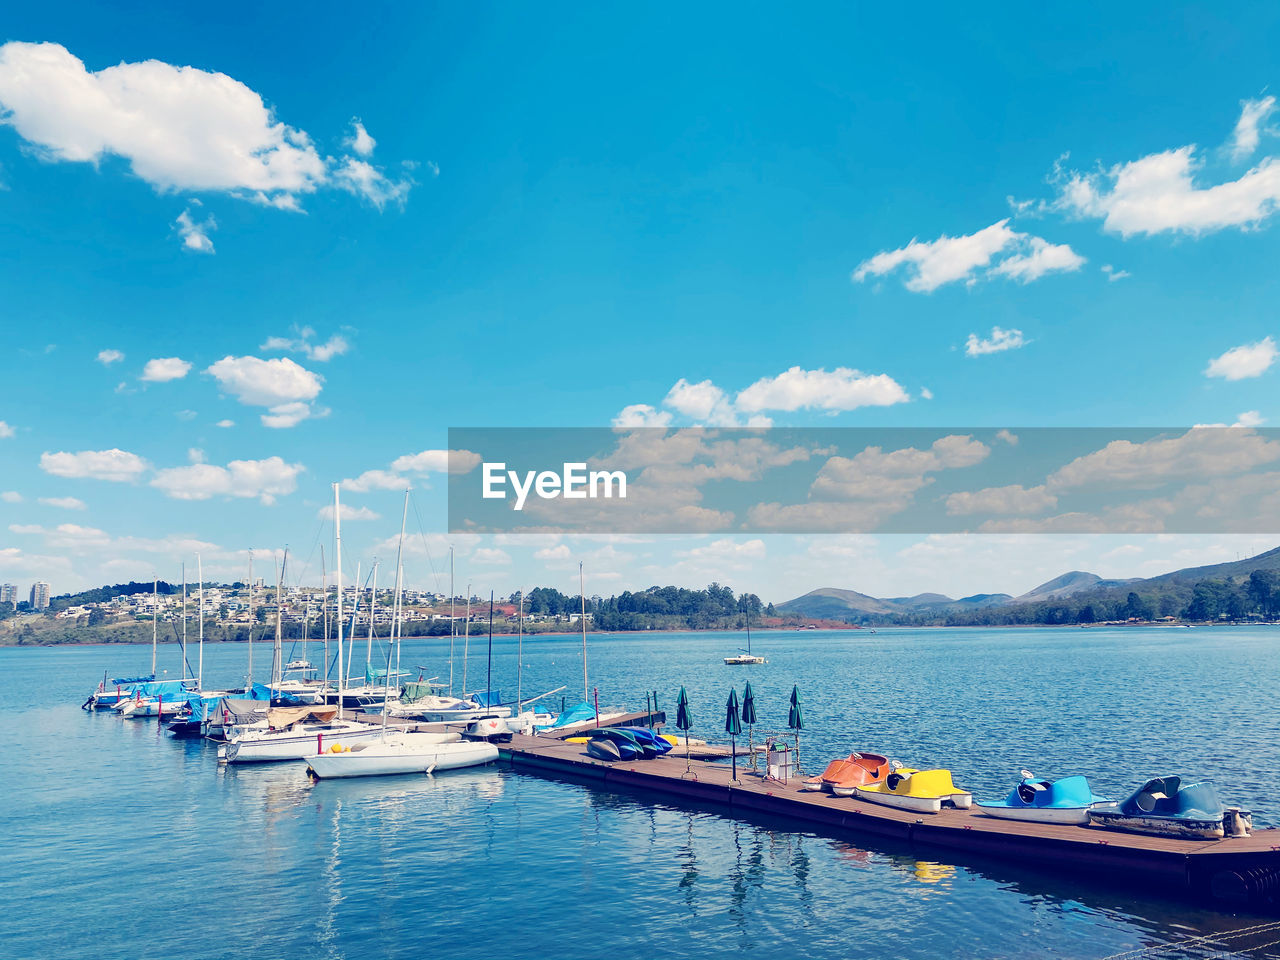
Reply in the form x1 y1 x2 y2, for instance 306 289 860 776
305 732 496 779
974 772 1115 825
854 764 972 814
1089 776 1249 840
724 607 766 665
802 752 889 794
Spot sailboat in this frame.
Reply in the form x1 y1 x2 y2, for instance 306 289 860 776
724 604 766 665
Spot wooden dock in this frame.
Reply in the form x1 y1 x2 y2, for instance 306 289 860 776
500 733 1280 910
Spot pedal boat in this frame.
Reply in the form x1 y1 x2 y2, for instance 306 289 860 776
802 752 889 795
854 766 972 814
974 773 1115 826
1088 776 1249 840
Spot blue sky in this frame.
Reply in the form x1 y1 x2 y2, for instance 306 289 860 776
2 4 1280 600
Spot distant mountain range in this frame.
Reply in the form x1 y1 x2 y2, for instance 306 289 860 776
777 546 1280 623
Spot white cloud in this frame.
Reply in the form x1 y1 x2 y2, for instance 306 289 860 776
965 326 1027 357
390 449 482 475
1047 428 1280 491
945 484 1057 516
342 469 406 493
1102 264 1130 282
988 236 1086 283
175 206 215 253
205 355 323 427
0 42 415 227
332 157 413 209
318 503 380 522
214 419 234 428
1057 146 1280 237
1231 96 1276 161
40 448 149 482
38 496 87 510
665 378 735 423
534 544 572 561
175 409 197 421
0 420 13 438
852 219 1083 292
1194 410 1266 429
612 404 673 428
996 429 1019 446
0 491 21 503
735 367 910 413
140 357 192 382
920 387 934 400
1205 336 1277 380
472 547 512 565
96 348 123 365
346 119 376 157
150 456 304 504
261 326 350 362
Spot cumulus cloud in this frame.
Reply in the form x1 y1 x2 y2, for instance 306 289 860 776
945 484 1058 516
341 449 481 493
965 326 1027 357
1231 96 1276 161
1056 146 1280 237
472 547 512 565
318 503 380 522
38 496 87 510
140 357 192 382
205 355 323 427
1205 336 1277 380
664 379 736 423
215 419 234 428
1102 264 1130 282
1047 428 1280 491
853 219 1084 292
612 404 673 429
175 206 215 253
342 469 406 493
0 420 14 438
0 41 415 227
150 455 304 504
261 326 350 362
40 448 149 482
346 119 376 157
96 348 123 365
1 491 21 502
736 367 910 413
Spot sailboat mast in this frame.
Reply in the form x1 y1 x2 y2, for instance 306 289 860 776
151 576 157 677
197 553 204 690
448 546 455 698
181 562 187 682
346 561 360 686
487 591 494 699
517 588 524 711
366 561 377 673
274 550 286 695
320 545 328 691
462 586 472 696
246 551 254 688
746 601 752 655
392 488 409 693
334 482 345 720
580 561 588 703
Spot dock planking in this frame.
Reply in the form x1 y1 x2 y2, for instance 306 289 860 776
500 733 1280 910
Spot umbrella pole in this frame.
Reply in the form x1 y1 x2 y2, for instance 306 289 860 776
748 724 755 771
682 729 695 780
730 733 738 784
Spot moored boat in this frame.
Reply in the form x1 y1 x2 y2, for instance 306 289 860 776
802 752 889 794
1088 776 1250 840
218 706 383 763
854 765 972 813
304 732 496 779
974 772 1115 825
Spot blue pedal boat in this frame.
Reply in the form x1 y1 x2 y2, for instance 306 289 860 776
1088 776 1249 840
974 772 1116 825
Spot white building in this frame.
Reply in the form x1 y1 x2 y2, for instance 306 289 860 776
30 581 51 610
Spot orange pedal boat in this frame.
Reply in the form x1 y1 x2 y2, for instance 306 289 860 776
801 752 890 795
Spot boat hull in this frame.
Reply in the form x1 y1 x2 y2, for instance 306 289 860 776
220 723 384 763
974 801 1107 826
854 788 972 813
1089 810 1225 840
414 706 513 722
306 739 494 779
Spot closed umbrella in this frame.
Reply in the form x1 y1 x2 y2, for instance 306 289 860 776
725 688 742 783
788 685 804 770
742 681 757 770
676 686 693 778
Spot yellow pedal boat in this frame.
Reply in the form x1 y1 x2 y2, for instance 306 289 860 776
854 766 973 814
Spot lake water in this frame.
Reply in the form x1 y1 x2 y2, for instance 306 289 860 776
4 626 1280 960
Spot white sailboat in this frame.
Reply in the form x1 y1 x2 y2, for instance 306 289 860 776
305 732 497 779
724 604 766 665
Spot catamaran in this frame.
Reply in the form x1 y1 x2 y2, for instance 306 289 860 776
724 606 766 665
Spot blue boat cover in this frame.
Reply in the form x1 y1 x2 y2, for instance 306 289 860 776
108 675 155 686
545 701 597 729
471 690 503 708
1117 777 1223 820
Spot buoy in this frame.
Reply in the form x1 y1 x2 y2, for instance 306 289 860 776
330 743 343 753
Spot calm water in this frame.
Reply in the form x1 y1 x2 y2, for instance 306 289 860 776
4 626 1280 960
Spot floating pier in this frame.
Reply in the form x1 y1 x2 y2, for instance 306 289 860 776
500 733 1280 910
